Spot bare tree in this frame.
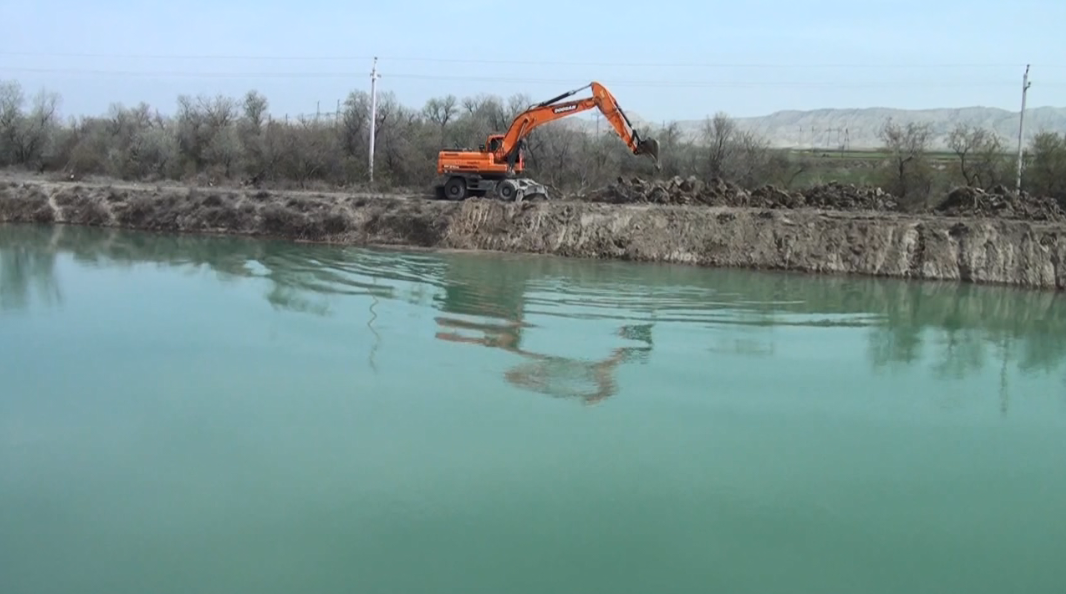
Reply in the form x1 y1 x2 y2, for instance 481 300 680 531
0 80 25 165
422 95 457 146
204 124 243 178
527 124 584 190
8 89 62 169
700 111 738 179
338 91 370 158
878 118 934 207
242 91 269 130
1023 131 1066 199
505 93 533 121
947 124 1007 188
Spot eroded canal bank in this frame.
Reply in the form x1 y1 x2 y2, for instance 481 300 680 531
2 177 1064 290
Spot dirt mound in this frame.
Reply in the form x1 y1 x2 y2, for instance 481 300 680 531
800 182 899 211
579 176 898 211
933 185 1066 222
578 176 739 206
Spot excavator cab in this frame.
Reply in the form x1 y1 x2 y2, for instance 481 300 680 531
487 134 525 170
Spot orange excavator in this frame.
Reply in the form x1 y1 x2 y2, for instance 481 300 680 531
434 81 660 201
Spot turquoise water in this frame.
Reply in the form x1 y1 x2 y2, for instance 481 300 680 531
2 224 1065 594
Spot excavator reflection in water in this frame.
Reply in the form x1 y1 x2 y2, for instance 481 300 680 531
432 256 653 405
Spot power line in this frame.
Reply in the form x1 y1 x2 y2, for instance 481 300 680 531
4 67 1063 88
1 51 1063 69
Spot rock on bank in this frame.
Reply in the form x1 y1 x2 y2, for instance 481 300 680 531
1 179 1064 290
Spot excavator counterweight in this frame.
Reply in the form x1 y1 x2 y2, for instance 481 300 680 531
433 81 660 201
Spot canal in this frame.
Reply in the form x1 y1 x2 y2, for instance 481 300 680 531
2 224 1065 593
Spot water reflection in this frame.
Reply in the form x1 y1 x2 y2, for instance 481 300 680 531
2 223 1066 410
0 237 62 311
432 254 652 404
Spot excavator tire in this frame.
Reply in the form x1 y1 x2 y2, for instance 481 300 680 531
497 179 519 201
443 176 467 200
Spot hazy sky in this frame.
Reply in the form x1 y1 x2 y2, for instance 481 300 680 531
2 0 1064 122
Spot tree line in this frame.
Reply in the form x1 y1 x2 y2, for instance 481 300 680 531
1 78 1063 205
878 118 1065 205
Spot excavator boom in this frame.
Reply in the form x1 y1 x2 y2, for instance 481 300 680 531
434 81 659 201
494 82 660 167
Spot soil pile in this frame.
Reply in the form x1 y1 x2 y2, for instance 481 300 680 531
799 182 898 211
933 185 1066 222
578 175 742 206
579 176 898 211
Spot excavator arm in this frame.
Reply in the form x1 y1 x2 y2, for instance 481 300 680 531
494 81 660 170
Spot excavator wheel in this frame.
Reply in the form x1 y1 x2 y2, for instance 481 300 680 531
497 179 518 201
443 176 467 200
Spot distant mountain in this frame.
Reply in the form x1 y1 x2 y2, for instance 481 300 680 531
666 106 1066 150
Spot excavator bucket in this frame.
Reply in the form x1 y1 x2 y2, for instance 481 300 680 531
636 137 661 169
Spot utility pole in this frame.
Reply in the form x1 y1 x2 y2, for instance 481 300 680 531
1015 64 1031 193
369 57 380 184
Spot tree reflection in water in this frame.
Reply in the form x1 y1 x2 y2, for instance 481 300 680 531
0 240 62 311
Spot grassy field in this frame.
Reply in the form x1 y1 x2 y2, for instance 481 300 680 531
778 147 998 190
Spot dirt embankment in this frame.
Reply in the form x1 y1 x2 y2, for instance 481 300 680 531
2 177 1065 290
